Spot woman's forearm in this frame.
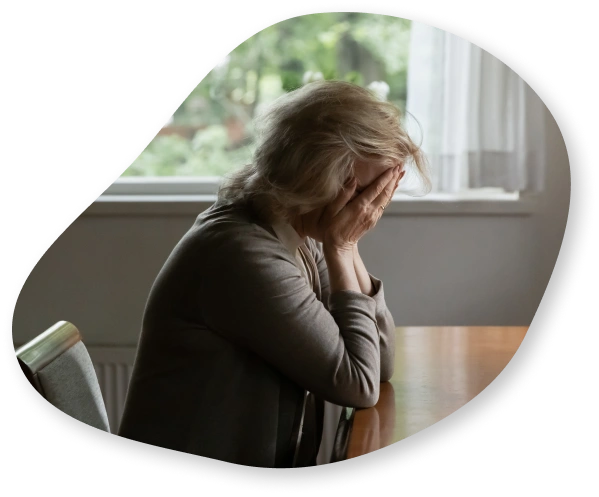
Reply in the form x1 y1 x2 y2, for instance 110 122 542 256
352 244 396 382
353 244 374 297
323 246 361 294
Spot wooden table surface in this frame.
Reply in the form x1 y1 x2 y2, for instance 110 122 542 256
333 326 528 460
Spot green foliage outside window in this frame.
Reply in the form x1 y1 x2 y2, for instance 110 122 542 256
123 13 412 177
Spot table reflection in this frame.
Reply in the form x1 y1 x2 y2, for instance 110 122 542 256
339 326 528 460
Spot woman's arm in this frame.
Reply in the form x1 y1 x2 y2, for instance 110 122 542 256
353 244 374 296
310 239 396 382
199 225 381 409
324 245 361 294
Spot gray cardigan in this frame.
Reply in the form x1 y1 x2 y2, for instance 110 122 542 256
118 197 396 467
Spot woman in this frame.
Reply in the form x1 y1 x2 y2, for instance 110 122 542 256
118 80 429 468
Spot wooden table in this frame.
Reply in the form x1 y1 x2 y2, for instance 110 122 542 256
332 326 528 461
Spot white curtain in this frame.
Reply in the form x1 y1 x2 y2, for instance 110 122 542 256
405 22 546 193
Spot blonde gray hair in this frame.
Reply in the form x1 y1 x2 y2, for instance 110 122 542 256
218 80 430 224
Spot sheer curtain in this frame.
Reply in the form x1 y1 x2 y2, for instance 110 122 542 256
405 22 546 194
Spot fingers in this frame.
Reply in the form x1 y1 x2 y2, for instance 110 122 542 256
373 167 404 212
357 166 398 207
326 177 357 218
379 169 405 206
395 170 405 190
372 167 400 209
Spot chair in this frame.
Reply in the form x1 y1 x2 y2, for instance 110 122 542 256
16 321 110 432
330 406 355 463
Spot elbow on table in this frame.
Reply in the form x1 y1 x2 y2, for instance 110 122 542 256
380 363 394 383
352 389 379 409
330 360 381 408
341 382 380 409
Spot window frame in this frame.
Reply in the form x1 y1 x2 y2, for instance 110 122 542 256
92 177 536 217
104 176 223 196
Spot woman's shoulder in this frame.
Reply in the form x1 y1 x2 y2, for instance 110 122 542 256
184 198 285 259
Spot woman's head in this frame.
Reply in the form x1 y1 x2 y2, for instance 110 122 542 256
218 80 430 224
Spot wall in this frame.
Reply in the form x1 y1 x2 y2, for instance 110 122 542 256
12 107 569 347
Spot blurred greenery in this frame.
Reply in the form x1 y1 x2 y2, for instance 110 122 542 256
123 13 412 177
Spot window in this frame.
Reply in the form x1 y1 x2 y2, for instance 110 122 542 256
104 14 543 206
115 13 411 190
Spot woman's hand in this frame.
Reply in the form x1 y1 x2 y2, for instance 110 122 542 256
322 165 402 255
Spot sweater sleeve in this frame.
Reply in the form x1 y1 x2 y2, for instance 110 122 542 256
199 224 381 408
308 239 396 382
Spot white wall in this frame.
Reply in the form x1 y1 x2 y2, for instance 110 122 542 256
12 107 569 347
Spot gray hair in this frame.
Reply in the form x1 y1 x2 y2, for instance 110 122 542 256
218 80 430 224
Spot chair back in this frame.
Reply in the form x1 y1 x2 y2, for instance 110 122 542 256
16 321 110 432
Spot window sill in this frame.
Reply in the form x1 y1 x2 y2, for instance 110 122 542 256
84 193 537 217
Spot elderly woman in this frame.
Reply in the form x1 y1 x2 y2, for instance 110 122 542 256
118 80 429 468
